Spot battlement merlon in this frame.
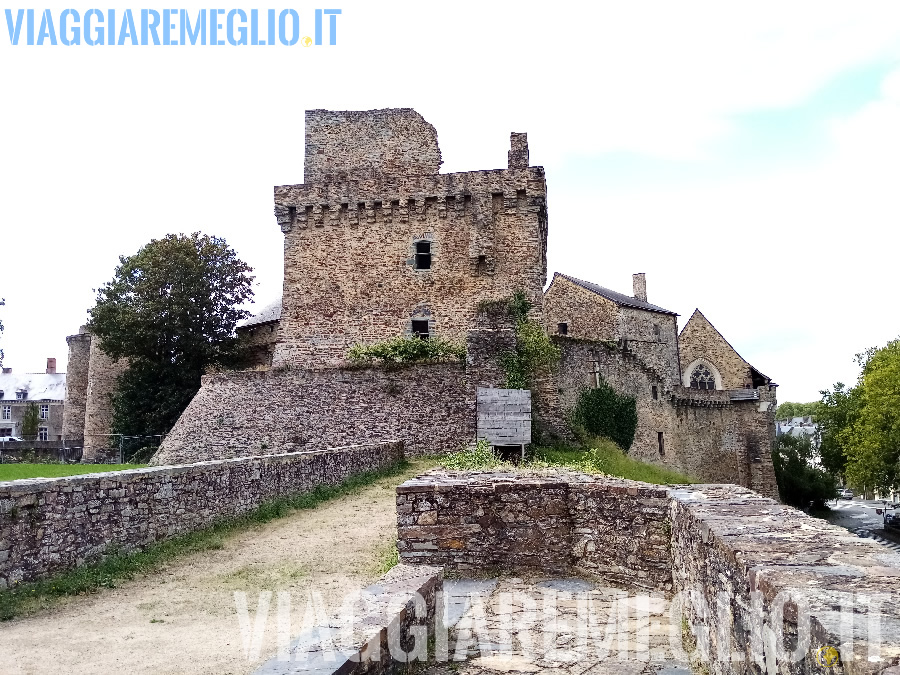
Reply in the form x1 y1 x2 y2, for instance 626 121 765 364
274 165 547 234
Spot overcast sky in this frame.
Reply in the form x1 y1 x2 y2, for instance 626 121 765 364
2 1 899 403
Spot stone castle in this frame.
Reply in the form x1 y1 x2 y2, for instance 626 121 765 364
64 108 778 496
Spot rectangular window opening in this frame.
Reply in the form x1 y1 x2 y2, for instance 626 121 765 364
653 323 661 338
15 391 27 400
558 322 568 335
40 405 49 420
414 241 432 270
652 385 658 400
1 406 10 420
38 427 48 442
0 428 12 437
658 432 665 456
411 320 430 339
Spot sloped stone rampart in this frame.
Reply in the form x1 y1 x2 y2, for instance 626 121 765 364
0 441 403 588
151 363 472 465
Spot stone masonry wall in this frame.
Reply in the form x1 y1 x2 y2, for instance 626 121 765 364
619 306 681 387
396 470 673 590
273 164 548 369
670 484 900 674
543 275 619 343
0 441 403 588
547 338 779 497
151 363 472 465
83 337 128 461
62 328 91 442
303 109 442 184
236 321 280 369
679 309 754 389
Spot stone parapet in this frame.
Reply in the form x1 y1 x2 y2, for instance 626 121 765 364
0 441 404 588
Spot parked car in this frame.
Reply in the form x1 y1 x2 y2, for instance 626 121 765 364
0 436 23 442
839 488 855 500
885 510 900 531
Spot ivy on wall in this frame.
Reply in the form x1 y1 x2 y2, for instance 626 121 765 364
493 291 560 390
346 335 465 364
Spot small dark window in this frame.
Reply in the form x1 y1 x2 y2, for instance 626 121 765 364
653 323 661 338
652 385 658 400
558 322 568 335
411 320 430 339
15 391 27 401
414 241 432 270
658 432 665 456
476 254 487 272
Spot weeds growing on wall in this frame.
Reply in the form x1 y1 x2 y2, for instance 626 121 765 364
569 380 638 451
346 335 465 364
535 438 695 484
498 291 560 389
442 439 507 471
0 459 411 621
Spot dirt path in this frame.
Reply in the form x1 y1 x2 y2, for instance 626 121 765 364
0 460 433 675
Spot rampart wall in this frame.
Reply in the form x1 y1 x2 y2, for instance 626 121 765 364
151 363 472 466
0 441 403 588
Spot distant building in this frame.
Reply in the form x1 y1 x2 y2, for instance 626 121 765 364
777 416 819 446
0 359 66 441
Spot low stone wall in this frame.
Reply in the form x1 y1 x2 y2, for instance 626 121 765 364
0 441 404 588
396 471 900 674
670 484 900 675
396 470 672 589
254 564 443 675
152 364 471 465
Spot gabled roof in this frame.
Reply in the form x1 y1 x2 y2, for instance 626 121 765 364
238 299 282 329
0 372 66 402
680 308 774 384
552 273 678 316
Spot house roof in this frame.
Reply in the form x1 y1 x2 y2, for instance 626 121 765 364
238 299 282 329
553 273 678 316
0 372 66 402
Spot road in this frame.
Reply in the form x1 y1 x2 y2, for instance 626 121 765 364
826 497 900 553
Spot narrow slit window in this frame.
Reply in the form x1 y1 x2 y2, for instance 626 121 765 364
411 320 430 339
414 241 432 270
658 432 665 456
652 385 658 400
558 322 568 335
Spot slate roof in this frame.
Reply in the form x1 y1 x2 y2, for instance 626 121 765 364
553 273 678 316
237 299 282 329
0 373 66 402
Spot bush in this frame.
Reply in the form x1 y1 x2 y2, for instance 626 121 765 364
442 439 505 471
772 433 838 509
346 336 465 364
570 381 638 451
498 290 561 389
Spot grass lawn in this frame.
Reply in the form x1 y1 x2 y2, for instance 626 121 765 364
0 464 147 482
534 439 696 485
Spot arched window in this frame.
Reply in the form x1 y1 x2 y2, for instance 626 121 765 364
690 364 716 390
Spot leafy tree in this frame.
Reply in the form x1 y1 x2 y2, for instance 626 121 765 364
88 233 254 437
570 380 638 451
843 340 900 494
817 382 859 478
20 402 40 442
771 433 838 509
775 401 821 421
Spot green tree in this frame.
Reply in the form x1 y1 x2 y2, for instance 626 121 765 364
843 340 900 494
771 433 838 509
775 401 821 421
570 381 638 451
817 382 859 478
20 402 40 442
88 233 254 438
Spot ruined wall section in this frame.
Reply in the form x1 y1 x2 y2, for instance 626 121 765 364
236 321 279 369
272 166 548 368
679 309 752 389
303 109 442 183
82 339 128 462
61 327 91 443
151 362 472 465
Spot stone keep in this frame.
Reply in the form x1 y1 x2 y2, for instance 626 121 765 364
271 108 548 368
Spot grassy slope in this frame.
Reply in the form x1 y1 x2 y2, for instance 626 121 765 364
0 464 147 482
534 437 697 485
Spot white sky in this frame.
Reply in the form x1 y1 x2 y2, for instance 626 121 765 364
2 1 899 403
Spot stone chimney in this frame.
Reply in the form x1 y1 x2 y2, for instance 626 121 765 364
633 273 647 302
508 132 529 169
46 358 57 374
